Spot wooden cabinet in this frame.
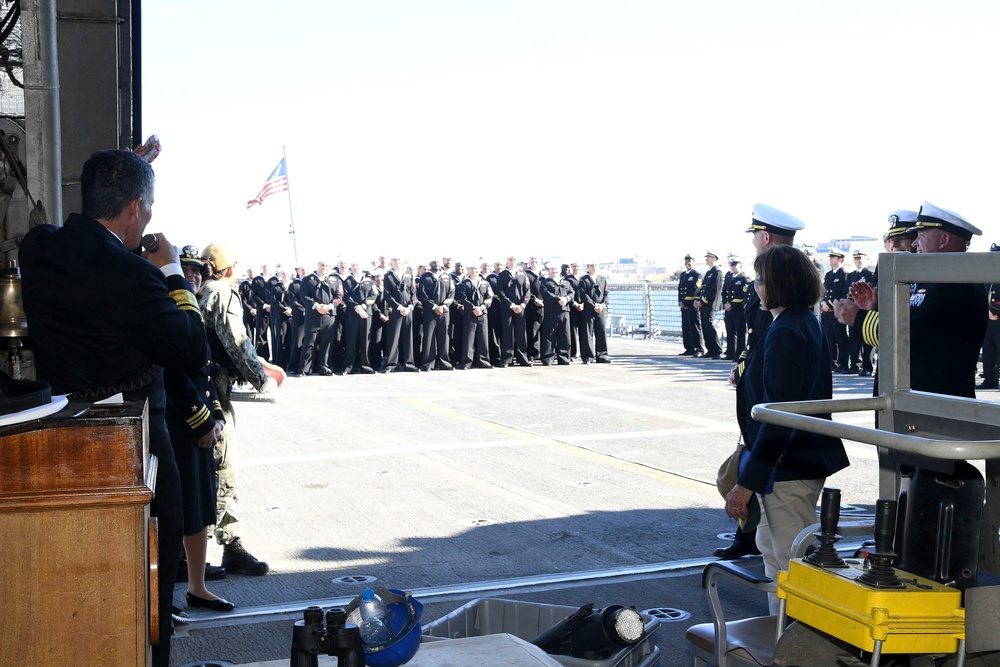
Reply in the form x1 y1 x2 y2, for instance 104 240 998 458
0 403 154 667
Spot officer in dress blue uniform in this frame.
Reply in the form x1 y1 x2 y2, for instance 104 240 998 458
578 262 612 363
678 254 703 356
846 251 875 376
694 251 723 359
721 257 747 361
820 249 850 372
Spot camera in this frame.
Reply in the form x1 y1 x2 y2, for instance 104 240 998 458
289 605 364 667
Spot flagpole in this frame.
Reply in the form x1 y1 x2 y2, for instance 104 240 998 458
283 145 299 264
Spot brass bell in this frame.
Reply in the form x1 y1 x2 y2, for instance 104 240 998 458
0 259 29 344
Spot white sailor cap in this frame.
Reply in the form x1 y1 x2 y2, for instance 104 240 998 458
828 248 846 259
705 251 719 259
886 210 919 238
914 202 982 241
747 204 805 236
852 250 868 259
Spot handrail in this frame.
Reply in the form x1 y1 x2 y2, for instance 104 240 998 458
751 396 1000 461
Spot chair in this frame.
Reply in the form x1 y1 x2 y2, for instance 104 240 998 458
685 520 874 667
686 560 778 667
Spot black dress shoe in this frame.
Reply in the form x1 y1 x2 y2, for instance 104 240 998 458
186 592 236 612
595 357 611 364
707 354 722 360
713 539 762 560
858 370 873 377
692 352 704 358
978 382 999 390
678 350 694 356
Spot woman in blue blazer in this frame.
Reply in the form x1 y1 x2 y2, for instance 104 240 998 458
725 245 850 611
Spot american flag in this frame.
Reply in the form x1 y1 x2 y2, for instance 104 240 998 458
246 158 289 208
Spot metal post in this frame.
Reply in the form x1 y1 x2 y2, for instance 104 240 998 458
22 0 62 228
644 282 652 333
283 146 298 264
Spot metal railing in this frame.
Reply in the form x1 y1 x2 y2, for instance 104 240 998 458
607 282 725 339
751 251 1000 574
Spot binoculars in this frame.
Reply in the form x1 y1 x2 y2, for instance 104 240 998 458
289 605 364 667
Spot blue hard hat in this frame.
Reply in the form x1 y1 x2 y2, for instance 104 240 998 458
347 587 423 667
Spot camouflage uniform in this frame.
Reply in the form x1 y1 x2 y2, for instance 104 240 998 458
199 278 270 545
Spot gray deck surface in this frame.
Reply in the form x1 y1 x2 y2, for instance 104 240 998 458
167 335 939 666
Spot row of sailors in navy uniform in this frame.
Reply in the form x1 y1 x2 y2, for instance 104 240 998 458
677 252 749 360
239 256 612 376
820 248 876 376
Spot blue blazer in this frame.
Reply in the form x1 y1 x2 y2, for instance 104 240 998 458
738 305 849 493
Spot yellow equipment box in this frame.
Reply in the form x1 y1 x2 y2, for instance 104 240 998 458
777 559 965 654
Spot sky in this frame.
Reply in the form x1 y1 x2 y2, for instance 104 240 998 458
142 1 1000 270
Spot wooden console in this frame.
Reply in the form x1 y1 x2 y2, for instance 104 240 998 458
0 402 154 666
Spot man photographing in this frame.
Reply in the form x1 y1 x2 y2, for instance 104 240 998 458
19 149 207 667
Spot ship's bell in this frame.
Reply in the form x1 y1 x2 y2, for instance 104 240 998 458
0 259 29 344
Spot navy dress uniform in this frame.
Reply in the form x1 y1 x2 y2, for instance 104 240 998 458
578 265 611 363
721 258 747 360
457 269 494 369
821 249 850 372
678 255 703 356
696 252 724 359
486 264 504 365
497 260 533 367
849 210 922 352
250 269 270 358
539 266 573 365
382 263 418 372
563 265 582 360
239 277 254 337
846 251 875 375
343 267 377 374
20 172 210 667
906 203 988 398
525 262 544 360
286 270 306 375
300 266 342 375
267 271 291 368
980 244 1000 389
417 264 456 371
